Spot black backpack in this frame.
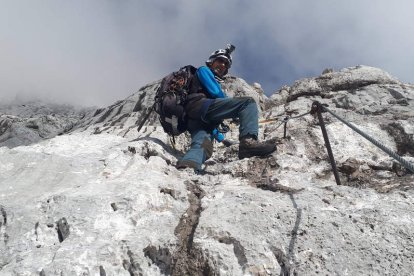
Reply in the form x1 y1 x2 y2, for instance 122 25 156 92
153 65 197 136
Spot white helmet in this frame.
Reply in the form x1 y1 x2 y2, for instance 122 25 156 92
206 44 236 74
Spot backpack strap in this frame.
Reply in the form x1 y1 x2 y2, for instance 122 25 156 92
170 135 176 150
164 116 179 134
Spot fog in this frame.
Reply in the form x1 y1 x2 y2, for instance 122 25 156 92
1 0 413 107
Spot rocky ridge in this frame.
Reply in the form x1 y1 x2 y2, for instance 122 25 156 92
0 101 94 148
0 65 413 275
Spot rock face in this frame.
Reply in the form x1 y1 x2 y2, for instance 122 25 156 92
0 66 413 275
0 101 94 148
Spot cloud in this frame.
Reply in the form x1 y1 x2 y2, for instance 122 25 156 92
1 0 413 107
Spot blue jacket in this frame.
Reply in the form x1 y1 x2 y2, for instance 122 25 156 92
184 66 227 122
197 66 226 123
196 66 227 99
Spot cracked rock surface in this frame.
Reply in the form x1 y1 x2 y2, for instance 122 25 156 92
0 101 94 148
0 65 413 275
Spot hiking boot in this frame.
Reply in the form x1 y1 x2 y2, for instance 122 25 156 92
238 135 277 159
176 160 202 174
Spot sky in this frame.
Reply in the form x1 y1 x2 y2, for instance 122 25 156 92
1 0 413 107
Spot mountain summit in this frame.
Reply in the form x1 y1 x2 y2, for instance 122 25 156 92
0 65 413 275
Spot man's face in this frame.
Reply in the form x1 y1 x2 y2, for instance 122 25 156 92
210 57 230 77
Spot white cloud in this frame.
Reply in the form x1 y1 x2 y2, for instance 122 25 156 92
1 0 413 106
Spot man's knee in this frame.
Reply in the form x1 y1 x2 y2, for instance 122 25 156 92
234 97 256 109
236 96 255 103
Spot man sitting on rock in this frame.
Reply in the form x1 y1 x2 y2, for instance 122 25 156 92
176 44 276 172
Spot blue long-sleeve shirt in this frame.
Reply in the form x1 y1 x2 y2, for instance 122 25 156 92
195 66 228 141
196 66 226 99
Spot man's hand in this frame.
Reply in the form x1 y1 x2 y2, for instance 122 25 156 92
211 128 225 143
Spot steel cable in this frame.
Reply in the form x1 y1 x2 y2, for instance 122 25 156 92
322 105 414 173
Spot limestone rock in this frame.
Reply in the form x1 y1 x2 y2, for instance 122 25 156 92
0 101 93 148
0 66 413 275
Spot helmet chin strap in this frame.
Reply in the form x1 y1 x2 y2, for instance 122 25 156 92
212 68 225 79
212 68 221 75
214 73 225 82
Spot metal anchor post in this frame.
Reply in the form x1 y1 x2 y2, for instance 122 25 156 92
311 101 341 185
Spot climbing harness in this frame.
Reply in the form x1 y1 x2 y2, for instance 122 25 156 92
212 123 230 143
311 101 414 185
217 122 230 134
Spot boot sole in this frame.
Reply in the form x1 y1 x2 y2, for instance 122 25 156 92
238 149 276 160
